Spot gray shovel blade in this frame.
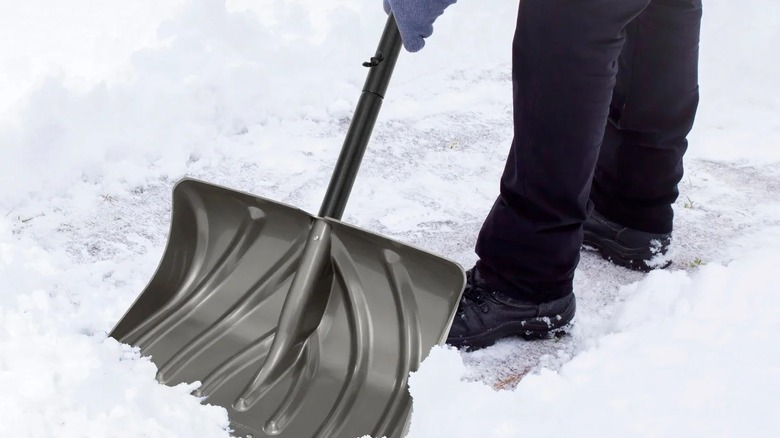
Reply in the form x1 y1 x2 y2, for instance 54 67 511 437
110 178 465 438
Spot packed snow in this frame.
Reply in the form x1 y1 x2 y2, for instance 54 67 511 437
1 0 779 437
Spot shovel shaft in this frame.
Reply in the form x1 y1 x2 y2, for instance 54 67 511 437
318 15 402 220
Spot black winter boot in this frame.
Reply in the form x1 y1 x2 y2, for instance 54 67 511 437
446 269 575 351
582 210 672 272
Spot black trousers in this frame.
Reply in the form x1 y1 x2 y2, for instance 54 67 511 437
476 0 702 299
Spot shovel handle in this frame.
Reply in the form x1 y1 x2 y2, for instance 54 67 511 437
318 14 403 220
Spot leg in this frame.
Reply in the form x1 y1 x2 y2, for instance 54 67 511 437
475 0 650 300
591 0 703 234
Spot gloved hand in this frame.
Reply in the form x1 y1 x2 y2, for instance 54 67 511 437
383 0 457 52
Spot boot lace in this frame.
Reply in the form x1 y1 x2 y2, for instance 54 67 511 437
457 272 490 315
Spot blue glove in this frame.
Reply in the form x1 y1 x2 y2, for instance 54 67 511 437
383 0 457 52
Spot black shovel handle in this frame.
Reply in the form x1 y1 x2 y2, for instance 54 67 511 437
318 14 403 220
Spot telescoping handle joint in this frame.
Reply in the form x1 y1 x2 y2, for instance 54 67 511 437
318 15 402 220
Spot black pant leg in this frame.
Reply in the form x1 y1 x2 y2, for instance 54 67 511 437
591 0 703 234
476 0 651 299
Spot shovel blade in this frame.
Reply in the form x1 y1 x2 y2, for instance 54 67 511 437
110 178 465 438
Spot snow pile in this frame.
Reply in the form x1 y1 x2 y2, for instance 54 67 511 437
0 0 185 114
691 0 780 164
409 229 780 436
0 222 230 437
0 0 371 210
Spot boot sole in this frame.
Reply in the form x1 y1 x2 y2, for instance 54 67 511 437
447 294 576 351
582 230 671 272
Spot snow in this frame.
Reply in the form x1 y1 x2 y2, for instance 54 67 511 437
410 234 780 437
1 0 778 437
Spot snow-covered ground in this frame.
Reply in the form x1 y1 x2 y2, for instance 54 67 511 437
1 0 779 436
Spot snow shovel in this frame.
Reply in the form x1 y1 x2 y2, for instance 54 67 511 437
110 15 466 438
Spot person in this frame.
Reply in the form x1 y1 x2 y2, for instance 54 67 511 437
383 0 702 350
